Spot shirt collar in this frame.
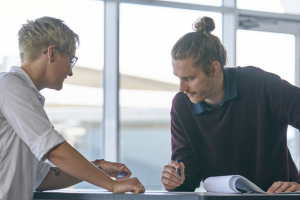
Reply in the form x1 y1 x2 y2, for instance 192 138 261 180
9 66 45 106
192 68 237 114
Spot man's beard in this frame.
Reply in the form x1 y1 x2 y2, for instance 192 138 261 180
186 79 214 104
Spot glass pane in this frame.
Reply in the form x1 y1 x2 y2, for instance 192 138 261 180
119 3 222 190
236 30 298 167
157 0 222 6
237 0 284 13
237 0 300 14
280 0 300 15
0 0 104 189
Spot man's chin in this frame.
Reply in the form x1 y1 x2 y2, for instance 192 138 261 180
188 97 202 104
54 84 63 91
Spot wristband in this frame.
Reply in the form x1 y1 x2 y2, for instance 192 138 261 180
93 159 105 169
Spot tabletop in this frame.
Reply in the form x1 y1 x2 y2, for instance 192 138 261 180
33 189 300 200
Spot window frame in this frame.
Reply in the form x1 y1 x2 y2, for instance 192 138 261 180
102 0 300 170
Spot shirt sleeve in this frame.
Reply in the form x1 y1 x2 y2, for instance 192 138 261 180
34 161 52 190
0 73 66 161
169 94 203 192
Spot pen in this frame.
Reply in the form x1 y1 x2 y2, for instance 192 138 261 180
175 161 181 178
117 172 126 178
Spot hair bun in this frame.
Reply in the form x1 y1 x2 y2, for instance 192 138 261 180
193 16 215 34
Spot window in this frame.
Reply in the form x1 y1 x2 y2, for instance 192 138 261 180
237 0 300 15
157 0 222 6
236 30 298 166
119 3 222 190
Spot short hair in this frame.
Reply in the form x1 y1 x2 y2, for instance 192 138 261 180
171 16 227 75
18 16 80 63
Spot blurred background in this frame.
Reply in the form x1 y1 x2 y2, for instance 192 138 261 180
0 0 300 191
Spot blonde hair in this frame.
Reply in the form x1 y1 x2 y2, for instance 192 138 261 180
18 16 80 63
171 16 227 75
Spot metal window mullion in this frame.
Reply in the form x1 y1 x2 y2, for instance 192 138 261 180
237 9 300 23
118 0 233 13
223 0 237 68
295 32 300 169
117 0 300 23
103 0 120 162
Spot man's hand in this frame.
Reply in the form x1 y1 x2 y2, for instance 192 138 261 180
161 161 185 190
91 160 132 180
267 181 300 193
112 177 145 194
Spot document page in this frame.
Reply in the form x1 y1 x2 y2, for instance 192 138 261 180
203 175 300 194
204 175 240 193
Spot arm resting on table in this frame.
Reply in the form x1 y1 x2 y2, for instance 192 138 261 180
43 141 114 192
36 167 82 191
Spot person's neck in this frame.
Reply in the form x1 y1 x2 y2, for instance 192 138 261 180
204 71 225 108
20 59 47 91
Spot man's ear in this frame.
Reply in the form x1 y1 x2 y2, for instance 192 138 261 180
46 46 56 63
210 61 221 76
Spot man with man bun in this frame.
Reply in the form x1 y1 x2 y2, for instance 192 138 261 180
0 16 144 200
161 16 300 193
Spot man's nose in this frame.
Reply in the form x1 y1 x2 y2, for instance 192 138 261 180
68 69 73 76
179 80 188 92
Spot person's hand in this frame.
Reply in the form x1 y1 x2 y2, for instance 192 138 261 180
161 160 185 190
267 181 300 193
112 177 145 194
91 160 132 180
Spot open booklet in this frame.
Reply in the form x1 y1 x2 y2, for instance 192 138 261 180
203 175 300 194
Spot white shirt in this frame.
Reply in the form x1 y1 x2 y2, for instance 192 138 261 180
0 66 66 200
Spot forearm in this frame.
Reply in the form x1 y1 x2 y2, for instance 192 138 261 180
45 142 114 191
36 167 82 191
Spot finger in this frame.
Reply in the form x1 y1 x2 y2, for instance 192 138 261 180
285 184 296 193
275 182 290 193
267 182 283 193
121 174 131 179
138 184 145 194
162 169 183 184
114 165 131 180
133 187 144 194
161 175 182 188
180 162 185 182
164 184 177 190
132 182 144 194
168 160 181 169
114 167 131 180
120 165 132 178
163 165 181 179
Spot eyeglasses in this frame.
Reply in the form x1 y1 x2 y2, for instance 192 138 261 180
43 47 78 68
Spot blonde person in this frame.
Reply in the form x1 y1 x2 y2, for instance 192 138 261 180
0 17 144 200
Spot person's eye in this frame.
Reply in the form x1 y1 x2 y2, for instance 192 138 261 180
182 77 193 82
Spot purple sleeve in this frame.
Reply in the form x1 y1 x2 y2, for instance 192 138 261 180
243 67 300 182
168 94 203 192
261 70 300 130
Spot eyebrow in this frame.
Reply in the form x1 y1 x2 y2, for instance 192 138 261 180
174 74 195 79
